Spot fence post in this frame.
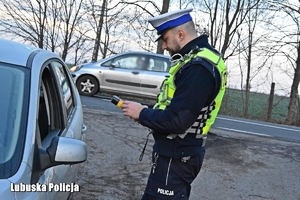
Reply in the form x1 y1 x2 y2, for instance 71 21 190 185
267 82 275 121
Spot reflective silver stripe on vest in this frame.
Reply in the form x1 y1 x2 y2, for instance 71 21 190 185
166 102 215 139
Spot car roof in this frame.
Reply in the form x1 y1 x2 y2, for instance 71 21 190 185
92 50 170 64
120 51 169 58
0 38 40 67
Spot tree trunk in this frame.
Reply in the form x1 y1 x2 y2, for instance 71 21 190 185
92 0 106 62
244 28 253 117
285 41 300 125
156 0 170 54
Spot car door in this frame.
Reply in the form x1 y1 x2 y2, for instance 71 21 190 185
139 55 170 99
100 54 145 95
48 60 83 199
29 61 81 200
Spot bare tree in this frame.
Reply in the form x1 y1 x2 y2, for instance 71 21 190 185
156 0 171 54
72 34 94 65
117 0 164 54
59 0 85 61
243 0 260 117
266 0 300 125
0 0 48 48
83 0 137 60
89 0 107 62
241 0 274 117
0 0 87 62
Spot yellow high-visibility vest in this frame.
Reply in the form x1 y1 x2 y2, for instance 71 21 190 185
154 47 227 138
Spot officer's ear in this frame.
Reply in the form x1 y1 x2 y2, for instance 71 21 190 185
177 29 185 41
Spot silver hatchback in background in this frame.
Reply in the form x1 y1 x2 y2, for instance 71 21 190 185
71 51 171 99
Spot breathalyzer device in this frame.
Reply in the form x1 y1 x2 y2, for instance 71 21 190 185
111 95 123 109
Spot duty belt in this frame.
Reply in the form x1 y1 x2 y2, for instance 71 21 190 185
181 137 206 162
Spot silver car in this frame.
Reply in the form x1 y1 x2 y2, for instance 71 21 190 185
71 51 171 99
0 38 87 199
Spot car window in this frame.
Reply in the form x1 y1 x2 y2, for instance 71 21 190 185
38 80 50 141
38 66 64 141
52 62 74 117
102 59 112 67
111 55 149 70
148 56 170 72
0 63 29 178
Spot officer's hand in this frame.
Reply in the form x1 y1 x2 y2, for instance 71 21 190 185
122 101 147 121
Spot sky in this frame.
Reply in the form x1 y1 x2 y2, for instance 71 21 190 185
0 0 299 97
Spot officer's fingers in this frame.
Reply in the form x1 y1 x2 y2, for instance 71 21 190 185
122 101 134 110
122 108 128 115
123 109 133 118
122 101 132 109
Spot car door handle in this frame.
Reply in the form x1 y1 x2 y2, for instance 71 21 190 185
132 71 139 75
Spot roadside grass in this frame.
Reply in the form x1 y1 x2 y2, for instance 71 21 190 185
112 88 290 124
220 88 289 123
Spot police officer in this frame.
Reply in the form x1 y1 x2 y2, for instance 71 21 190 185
122 8 227 200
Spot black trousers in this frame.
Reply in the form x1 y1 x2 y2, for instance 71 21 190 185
141 148 205 200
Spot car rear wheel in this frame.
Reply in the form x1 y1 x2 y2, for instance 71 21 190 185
76 75 99 96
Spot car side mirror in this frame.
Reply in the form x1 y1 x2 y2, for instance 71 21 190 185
39 136 87 171
48 136 87 163
110 63 116 69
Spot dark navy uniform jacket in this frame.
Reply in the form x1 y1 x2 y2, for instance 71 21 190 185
139 34 221 159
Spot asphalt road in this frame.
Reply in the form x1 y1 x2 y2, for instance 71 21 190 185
80 95 300 143
74 105 300 200
214 115 300 142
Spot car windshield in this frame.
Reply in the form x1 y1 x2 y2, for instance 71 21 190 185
0 63 29 178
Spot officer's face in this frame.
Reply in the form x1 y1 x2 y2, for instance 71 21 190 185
161 29 181 56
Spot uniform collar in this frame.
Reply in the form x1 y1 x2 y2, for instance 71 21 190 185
178 34 212 56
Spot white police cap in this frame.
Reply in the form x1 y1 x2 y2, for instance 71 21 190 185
148 8 193 41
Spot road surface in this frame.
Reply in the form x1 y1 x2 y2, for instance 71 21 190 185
80 95 300 143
